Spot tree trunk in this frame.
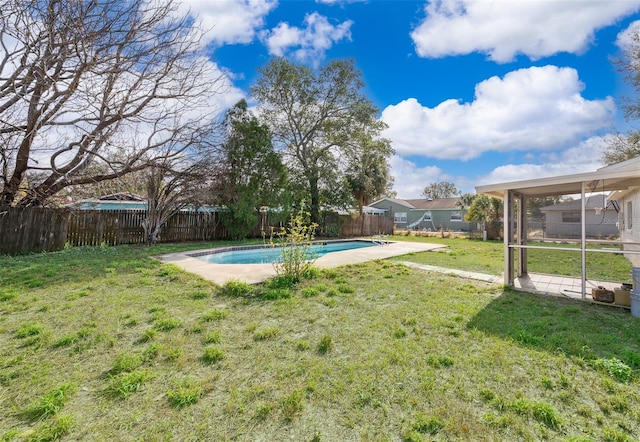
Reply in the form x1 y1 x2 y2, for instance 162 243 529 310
308 174 320 225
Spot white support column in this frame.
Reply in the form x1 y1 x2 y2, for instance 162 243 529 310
504 190 514 286
581 182 587 300
518 194 528 276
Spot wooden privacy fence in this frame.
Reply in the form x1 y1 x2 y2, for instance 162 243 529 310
339 213 394 237
0 207 394 255
0 207 70 255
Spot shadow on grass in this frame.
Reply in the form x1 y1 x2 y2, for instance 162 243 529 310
467 290 640 369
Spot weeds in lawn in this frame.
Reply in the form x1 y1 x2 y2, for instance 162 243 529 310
165 347 183 362
280 390 304 421
202 309 229 322
203 331 222 344
253 327 281 341
15 322 44 339
201 346 225 365
301 286 320 298
167 378 203 408
51 328 92 348
153 317 180 331
593 358 634 383
28 413 75 442
24 383 76 420
142 343 161 361
261 288 291 300
139 328 157 343
111 352 143 374
106 369 153 399
219 280 253 297
317 335 332 354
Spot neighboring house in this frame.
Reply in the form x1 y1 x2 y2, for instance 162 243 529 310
67 193 217 212
368 197 471 231
67 193 148 210
608 159 640 267
540 195 619 239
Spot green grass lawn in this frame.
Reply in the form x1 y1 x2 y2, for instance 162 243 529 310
389 235 633 283
1 242 640 441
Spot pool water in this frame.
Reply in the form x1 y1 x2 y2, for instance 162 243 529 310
196 240 376 265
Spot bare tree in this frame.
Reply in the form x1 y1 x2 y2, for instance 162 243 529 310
0 0 225 208
604 24 640 164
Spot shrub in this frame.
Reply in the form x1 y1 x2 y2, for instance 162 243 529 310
269 203 318 282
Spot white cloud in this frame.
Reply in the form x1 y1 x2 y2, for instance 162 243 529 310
411 0 640 62
389 155 455 199
381 66 615 161
178 0 277 47
261 12 353 65
475 135 611 187
616 19 640 51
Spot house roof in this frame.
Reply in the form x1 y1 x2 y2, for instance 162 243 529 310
476 156 640 198
540 195 608 211
370 197 461 210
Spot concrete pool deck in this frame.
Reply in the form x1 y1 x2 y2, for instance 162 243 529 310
157 240 446 285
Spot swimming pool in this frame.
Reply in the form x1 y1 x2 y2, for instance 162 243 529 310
193 240 377 265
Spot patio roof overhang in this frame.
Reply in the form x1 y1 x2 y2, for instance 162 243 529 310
476 158 640 199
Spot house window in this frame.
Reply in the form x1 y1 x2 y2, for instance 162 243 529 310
424 211 432 221
628 202 633 229
450 211 462 222
562 212 580 223
394 212 407 224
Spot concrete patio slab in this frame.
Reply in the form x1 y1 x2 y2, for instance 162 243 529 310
156 240 446 285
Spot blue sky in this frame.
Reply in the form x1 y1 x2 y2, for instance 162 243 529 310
181 0 640 198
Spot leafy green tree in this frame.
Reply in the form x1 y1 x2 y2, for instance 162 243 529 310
422 182 460 200
456 193 476 210
345 128 394 215
466 195 504 240
251 58 385 223
213 100 287 239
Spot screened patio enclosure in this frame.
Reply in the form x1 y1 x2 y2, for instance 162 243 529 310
475 157 640 300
